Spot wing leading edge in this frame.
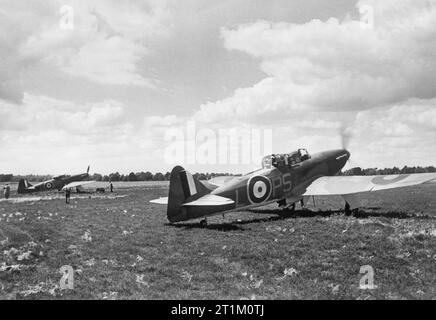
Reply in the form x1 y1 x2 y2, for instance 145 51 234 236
150 194 234 207
62 181 95 190
303 173 436 196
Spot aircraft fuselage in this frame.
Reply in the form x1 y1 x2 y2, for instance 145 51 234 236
17 173 89 194
179 149 350 221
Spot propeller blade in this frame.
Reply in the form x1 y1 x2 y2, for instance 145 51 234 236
340 125 353 150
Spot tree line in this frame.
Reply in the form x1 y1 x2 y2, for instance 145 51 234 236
1 166 434 183
342 166 436 176
90 172 238 182
0 172 238 183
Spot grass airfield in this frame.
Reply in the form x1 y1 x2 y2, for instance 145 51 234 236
0 182 435 300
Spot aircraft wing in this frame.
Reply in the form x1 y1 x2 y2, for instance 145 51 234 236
303 173 436 196
182 194 234 206
150 194 234 206
150 197 168 204
62 181 95 190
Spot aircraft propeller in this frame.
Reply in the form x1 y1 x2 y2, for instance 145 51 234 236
339 125 358 169
340 124 353 150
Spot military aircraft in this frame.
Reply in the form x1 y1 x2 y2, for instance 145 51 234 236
17 166 94 194
151 149 436 226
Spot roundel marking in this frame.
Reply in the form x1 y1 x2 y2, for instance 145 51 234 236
371 175 410 186
45 182 53 190
247 175 272 204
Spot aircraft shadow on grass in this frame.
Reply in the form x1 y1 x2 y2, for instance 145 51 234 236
167 215 291 231
250 208 433 219
167 208 433 231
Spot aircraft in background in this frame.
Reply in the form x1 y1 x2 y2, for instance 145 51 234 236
151 149 436 226
17 166 95 194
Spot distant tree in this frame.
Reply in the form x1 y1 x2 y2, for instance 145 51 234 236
0 174 13 182
195 173 207 180
363 168 377 176
144 171 153 181
415 167 426 173
344 167 363 176
400 166 415 174
153 172 165 181
135 172 146 181
392 166 401 174
91 173 103 181
128 172 137 181
109 172 121 182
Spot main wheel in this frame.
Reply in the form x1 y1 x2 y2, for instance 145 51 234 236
280 203 295 218
200 219 208 227
287 203 296 212
277 199 287 207
344 202 353 216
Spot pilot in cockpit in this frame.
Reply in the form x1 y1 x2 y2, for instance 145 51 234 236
299 149 310 161
262 149 310 170
287 149 310 166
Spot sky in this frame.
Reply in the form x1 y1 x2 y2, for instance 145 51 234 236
1 0 436 175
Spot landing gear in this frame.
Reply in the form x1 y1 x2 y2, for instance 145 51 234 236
278 199 296 212
277 199 287 207
280 203 295 218
344 202 359 216
200 219 208 227
300 199 309 211
345 202 351 215
286 203 296 212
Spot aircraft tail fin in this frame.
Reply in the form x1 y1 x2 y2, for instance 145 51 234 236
18 179 32 194
167 166 211 223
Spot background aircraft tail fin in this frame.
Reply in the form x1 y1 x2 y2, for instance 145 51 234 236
18 179 31 194
87 165 90 174
167 166 211 223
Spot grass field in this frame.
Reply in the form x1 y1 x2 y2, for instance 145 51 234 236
0 182 435 300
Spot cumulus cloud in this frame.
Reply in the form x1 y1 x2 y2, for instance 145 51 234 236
22 0 171 88
169 0 436 170
2 0 435 173
0 94 185 173
0 94 132 139
0 0 171 104
194 0 436 123
0 94 140 173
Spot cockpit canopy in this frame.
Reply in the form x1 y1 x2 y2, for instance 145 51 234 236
261 149 311 169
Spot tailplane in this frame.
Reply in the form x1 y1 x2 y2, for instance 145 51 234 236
150 166 235 223
18 179 32 194
167 166 211 222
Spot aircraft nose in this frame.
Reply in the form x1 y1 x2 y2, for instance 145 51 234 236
327 149 350 174
343 150 350 160
335 149 350 162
